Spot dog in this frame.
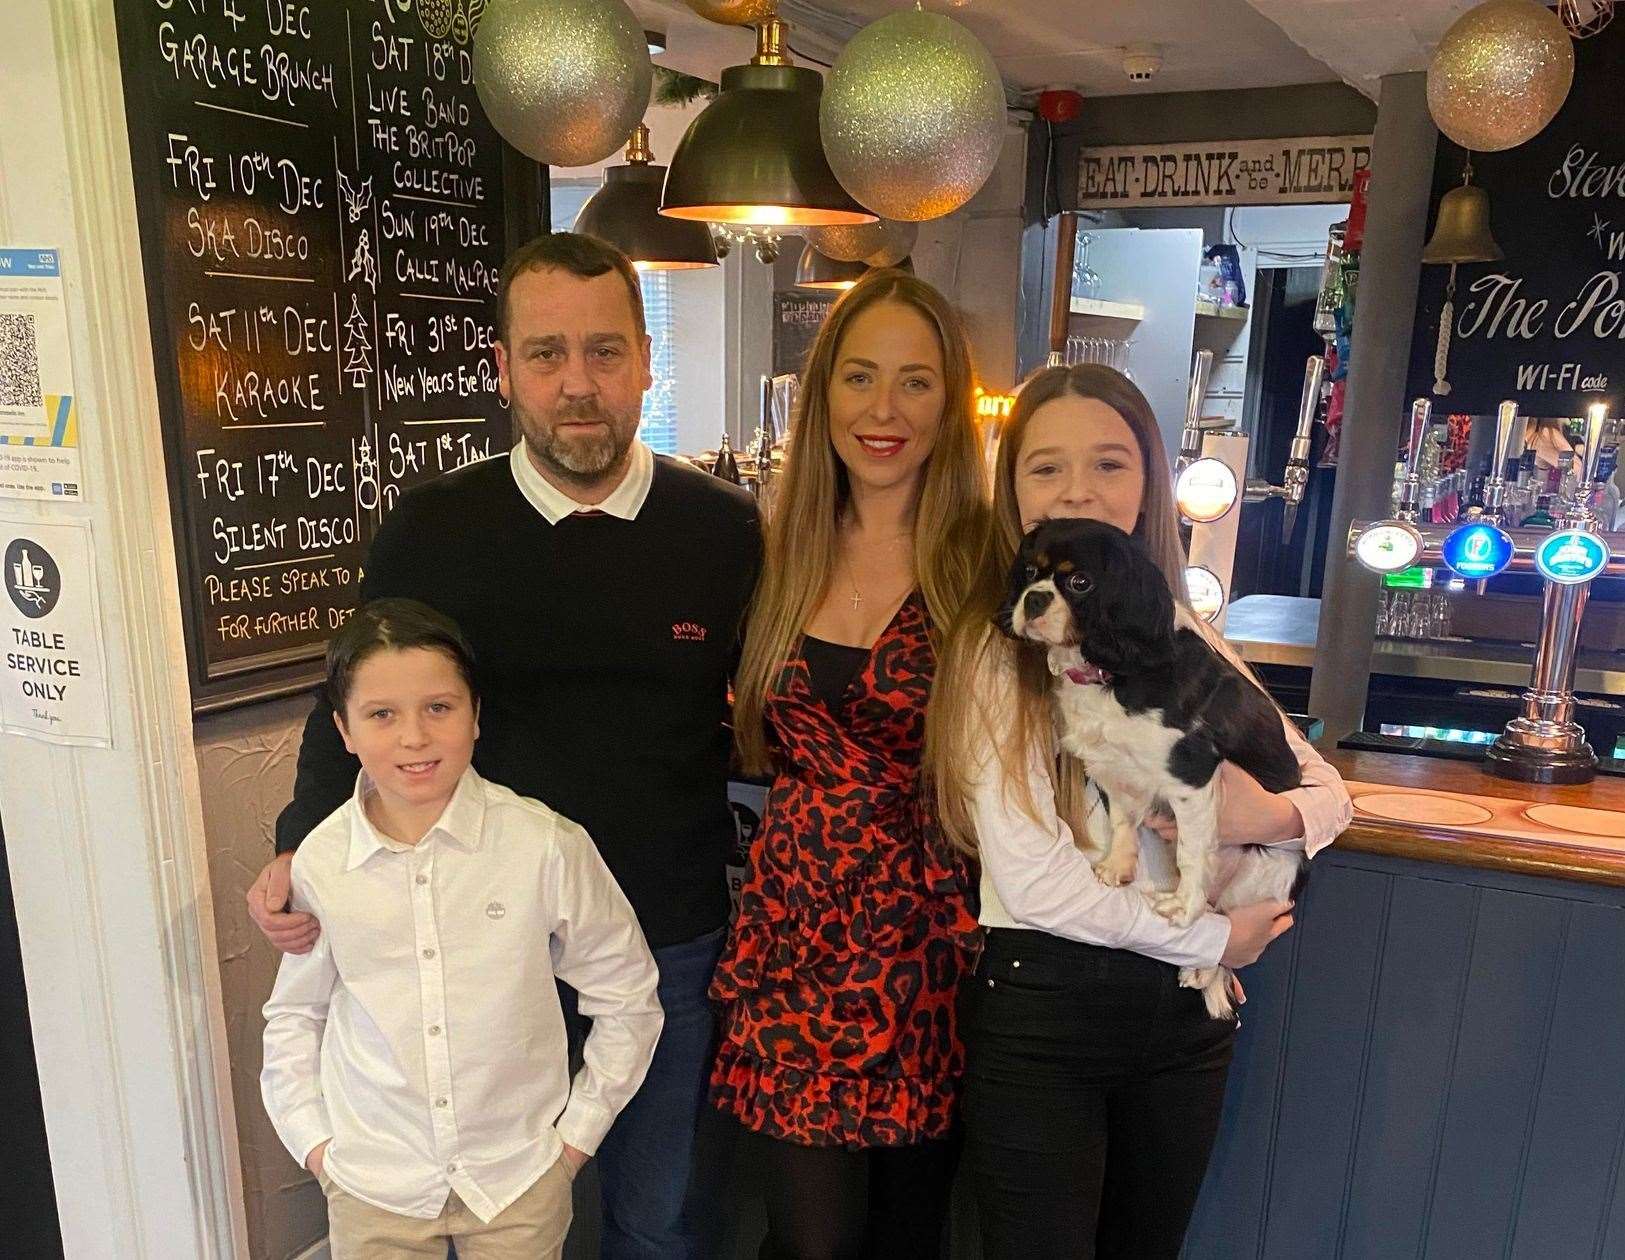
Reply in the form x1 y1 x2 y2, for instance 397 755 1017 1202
998 518 1306 1019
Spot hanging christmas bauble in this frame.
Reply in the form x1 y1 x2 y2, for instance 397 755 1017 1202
680 0 779 24
1427 0 1574 152
473 0 651 167
820 10 1005 221
805 219 918 266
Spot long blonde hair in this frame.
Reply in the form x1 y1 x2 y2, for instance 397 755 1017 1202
925 364 1188 853
732 270 989 775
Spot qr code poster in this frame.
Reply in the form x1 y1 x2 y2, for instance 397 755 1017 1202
0 249 83 503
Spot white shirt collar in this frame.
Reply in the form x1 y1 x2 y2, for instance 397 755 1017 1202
345 766 487 870
509 438 654 525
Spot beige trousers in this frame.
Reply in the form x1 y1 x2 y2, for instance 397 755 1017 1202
319 1157 573 1260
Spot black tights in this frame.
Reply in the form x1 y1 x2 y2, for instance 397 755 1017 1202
737 1124 958 1260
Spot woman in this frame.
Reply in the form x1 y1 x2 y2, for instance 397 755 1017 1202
926 364 1352 1259
711 270 987 1258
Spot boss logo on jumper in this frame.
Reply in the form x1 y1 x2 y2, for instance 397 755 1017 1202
672 621 709 642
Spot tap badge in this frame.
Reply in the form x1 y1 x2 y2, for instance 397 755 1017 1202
1441 522 1514 580
1535 529 1610 586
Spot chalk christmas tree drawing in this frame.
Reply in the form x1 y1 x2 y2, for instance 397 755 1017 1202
342 294 373 389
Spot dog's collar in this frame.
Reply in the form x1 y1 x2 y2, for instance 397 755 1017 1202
1064 662 1112 686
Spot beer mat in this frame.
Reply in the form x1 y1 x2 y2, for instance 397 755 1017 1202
1347 780 1625 851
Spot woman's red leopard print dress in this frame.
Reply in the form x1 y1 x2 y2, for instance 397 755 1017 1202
710 593 980 1148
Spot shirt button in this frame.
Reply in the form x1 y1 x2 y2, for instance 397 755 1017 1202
436 1097 449 1108
428 1024 441 1036
422 948 436 959
415 874 428 886
446 1161 457 1173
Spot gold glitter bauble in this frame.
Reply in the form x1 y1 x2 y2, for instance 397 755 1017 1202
805 219 918 265
473 0 651 167
821 10 1005 222
681 0 778 24
1427 0 1575 152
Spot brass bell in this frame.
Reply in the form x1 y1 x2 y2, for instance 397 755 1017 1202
1422 181 1503 265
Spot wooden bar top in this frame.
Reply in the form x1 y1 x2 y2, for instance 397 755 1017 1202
1326 749 1625 887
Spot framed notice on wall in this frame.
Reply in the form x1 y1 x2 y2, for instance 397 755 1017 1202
1077 135 1372 209
113 0 521 712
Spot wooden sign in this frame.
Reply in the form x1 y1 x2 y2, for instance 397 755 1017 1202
113 0 518 710
1077 135 1372 208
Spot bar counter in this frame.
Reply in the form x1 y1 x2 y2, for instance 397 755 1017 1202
1182 742 1625 1257
1329 747 1625 887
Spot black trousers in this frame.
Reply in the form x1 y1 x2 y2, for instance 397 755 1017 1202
960 927 1237 1260
734 1120 959 1260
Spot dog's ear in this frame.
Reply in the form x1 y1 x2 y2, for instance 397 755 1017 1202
1072 539 1176 671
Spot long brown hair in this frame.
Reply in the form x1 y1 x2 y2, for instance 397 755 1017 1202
925 364 1188 853
733 269 989 775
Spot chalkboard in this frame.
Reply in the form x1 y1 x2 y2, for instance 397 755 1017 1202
114 0 519 710
1407 20 1625 418
773 290 836 378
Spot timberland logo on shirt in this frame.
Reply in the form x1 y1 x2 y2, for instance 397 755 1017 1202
672 621 709 642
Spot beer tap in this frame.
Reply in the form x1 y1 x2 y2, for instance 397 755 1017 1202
1480 400 1521 526
1396 397 1434 522
1176 349 1213 474
1350 401 1625 784
1243 355 1326 540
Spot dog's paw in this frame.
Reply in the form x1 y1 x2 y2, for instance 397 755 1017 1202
1154 889 1204 927
1093 852 1137 886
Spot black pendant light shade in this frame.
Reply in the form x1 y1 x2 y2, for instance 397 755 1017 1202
575 126 719 270
794 242 914 289
660 20 874 227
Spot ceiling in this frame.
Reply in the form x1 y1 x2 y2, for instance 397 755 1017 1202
631 0 1486 102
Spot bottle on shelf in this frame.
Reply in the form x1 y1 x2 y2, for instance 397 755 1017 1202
711 432 741 484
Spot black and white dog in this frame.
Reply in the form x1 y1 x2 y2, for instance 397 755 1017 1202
999 518 1305 1018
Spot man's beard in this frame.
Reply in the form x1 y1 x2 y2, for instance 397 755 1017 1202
519 398 638 487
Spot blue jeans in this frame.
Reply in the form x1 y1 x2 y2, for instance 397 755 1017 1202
562 925 727 1260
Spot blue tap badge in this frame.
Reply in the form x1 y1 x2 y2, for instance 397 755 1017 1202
1441 521 1515 580
1535 529 1611 585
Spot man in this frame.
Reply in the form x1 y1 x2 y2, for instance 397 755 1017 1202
247 232 761 1259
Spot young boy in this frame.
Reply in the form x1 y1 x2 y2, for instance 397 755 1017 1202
261 599 662 1259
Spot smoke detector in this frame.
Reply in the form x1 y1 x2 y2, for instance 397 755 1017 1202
1122 43 1162 83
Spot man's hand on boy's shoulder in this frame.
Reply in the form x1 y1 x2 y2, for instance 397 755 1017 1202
247 851 322 955
306 1139 329 1179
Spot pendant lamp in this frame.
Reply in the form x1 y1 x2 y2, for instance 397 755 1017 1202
661 18 875 227
794 242 913 290
575 125 719 270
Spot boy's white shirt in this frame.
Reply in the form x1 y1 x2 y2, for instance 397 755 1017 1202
260 766 663 1223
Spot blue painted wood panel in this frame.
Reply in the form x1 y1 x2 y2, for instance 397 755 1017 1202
1511 902 1625 1258
1422 888 1569 1255
1340 875 1478 1258
1183 851 1625 1260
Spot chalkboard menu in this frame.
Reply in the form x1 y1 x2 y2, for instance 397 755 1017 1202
114 0 517 710
1407 20 1625 419
773 291 836 378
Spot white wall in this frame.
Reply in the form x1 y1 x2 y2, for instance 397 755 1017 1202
0 3 246 1257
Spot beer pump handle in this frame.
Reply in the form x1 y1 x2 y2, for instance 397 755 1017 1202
1397 398 1433 520
1280 354 1325 540
1177 349 1213 473
1493 400 1520 478
1581 403 1610 491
